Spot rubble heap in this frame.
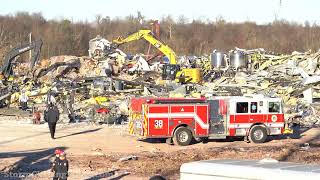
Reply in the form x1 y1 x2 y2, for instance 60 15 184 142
5 38 320 126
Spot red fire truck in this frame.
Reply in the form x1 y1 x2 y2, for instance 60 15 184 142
128 96 290 146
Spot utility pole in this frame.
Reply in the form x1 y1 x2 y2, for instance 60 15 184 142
146 20 160 60
168 24 172 39
275 0 282 21
29 32 32 60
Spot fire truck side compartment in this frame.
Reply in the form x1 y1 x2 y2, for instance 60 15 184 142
147 104 169 137
208 100 225 135
146 103 210 138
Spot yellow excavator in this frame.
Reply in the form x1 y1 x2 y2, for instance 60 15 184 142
112 29 201 83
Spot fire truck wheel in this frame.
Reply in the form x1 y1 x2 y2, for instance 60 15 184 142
249 126 267 143
173 127 193 146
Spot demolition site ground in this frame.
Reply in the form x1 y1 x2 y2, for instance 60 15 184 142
0 117 320 180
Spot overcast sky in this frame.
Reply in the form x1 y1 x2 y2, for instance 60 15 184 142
0 0 317 24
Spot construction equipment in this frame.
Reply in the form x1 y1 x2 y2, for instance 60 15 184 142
112 30 201 83
129 96 291 146
1 39 43 80
0 39 42 105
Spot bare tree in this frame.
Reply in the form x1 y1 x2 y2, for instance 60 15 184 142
1 12 320 61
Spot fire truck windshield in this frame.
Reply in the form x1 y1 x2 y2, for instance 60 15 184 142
236 102 248 113
268 102 281 113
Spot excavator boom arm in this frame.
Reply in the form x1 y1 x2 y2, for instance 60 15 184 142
113 30 150 44
113 30 177 64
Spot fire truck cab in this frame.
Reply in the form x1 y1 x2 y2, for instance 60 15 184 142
129 96 286 146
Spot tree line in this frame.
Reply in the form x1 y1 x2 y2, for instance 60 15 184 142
1 12 320 62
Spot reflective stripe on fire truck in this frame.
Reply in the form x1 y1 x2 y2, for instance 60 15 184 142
229 122 284 129
128 110 142 135
143 105 148 136
128 109 134 134
129 121 134 134
147 113 209 129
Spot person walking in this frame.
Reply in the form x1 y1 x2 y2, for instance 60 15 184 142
53 151 69 180
45 104 60 139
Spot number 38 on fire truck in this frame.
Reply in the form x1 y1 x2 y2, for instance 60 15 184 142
128 95 292 146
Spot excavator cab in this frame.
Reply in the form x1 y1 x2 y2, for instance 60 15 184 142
162 64 180 80
162 64 201 84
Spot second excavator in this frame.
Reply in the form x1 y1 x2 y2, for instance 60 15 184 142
0 39 42 105
111 29 201 83
1 39 43 81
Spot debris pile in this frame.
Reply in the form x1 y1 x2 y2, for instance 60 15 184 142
2 35 320 127
200 48 320 126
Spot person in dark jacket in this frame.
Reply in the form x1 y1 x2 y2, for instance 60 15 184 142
45 104 60 139
54 151 69 180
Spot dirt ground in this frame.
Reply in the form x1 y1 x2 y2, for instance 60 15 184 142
0 117 320 180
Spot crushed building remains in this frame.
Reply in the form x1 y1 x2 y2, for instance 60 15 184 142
1 32 320 127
